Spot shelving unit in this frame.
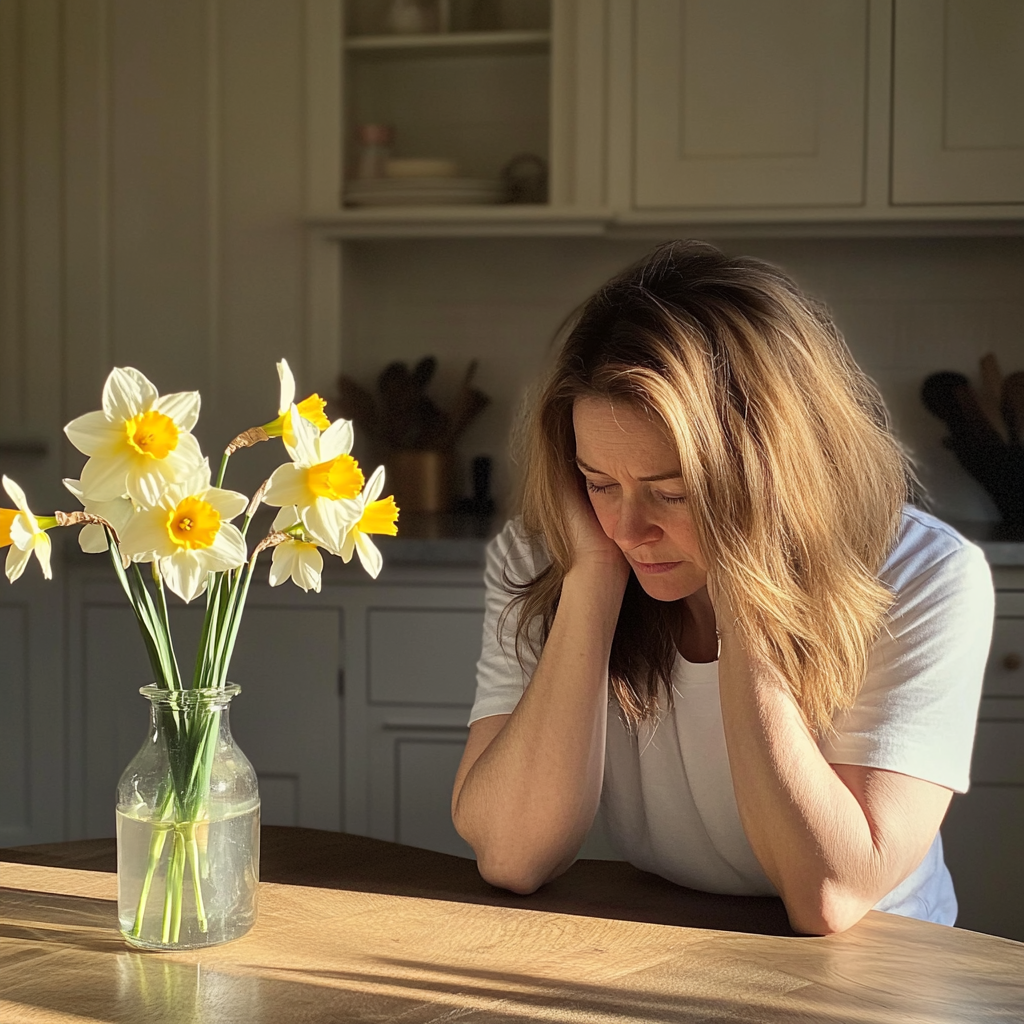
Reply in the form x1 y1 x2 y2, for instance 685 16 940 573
341 3 553 207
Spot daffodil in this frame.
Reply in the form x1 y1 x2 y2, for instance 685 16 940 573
261 359 330 448
263 406 363 545
338 466 399 579
1 475 56 582
63 478 135 555
265 506 323 593
64 366 204 507
118 462 247 603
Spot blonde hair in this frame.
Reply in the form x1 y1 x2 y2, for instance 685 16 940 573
509 241 912 736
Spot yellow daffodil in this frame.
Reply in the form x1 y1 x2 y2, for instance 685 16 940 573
263 405 363 546
1 475 56 582
64 367 204 507
267 506 324 593
63 478 135 555
261 359 330 448
338 466 399 579
118 461 248 603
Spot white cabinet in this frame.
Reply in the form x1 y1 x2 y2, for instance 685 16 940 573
337 576 484 856
633 0 869 210
0 574 65 846
892 0 1024 205
942 580 1024 941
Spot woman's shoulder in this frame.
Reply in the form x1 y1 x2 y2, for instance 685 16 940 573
880 505 992 604
484 517 552 590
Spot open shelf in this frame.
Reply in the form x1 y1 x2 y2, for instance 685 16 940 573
345 30 551 57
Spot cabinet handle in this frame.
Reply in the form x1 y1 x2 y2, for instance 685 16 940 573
1003 653 1022 672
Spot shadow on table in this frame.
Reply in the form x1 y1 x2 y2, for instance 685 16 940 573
0 889 849 1024
0 826 797 938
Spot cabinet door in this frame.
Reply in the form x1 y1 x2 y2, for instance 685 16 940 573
0 575 65 845
892 0 1024 204
941 594 1024 941
633 0 868 209
73 586 342 837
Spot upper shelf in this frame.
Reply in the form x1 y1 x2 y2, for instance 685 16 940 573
344 30 551 57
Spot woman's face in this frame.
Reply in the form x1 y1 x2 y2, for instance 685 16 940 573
573 397 708 602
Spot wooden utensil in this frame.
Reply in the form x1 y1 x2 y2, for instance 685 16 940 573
979 352 1010 442
1002 370 1024 445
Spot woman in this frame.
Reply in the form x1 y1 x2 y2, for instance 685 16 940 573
451 241 994 935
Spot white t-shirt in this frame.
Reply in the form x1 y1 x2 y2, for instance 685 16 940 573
469 506 995 925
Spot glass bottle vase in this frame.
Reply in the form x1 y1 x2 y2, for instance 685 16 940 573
116 684 260 950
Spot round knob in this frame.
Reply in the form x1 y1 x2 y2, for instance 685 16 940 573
1003 652 1022 672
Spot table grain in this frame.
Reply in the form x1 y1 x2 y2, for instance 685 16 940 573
2 827 1022 1023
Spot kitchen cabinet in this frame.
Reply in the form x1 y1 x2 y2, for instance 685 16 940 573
942 571 1024 941
892 0 1024 205
620 0 1024 221
0 574 65 847
631 0 869 210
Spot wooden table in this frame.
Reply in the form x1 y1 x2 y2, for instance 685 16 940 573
2 827 1023 1023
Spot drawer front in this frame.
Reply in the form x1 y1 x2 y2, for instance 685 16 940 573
971 720 1024 785
984 615 1024 698
368 607 484 706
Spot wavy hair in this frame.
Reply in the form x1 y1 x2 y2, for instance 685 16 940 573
507 241 912 736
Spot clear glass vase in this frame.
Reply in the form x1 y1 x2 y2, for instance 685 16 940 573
116 684 260 950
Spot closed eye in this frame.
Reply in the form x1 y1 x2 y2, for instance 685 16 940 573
585 480 616 495
657 492 687 504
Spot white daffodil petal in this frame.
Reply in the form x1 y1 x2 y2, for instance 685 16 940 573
79 522 110 554
264 464 312 508
339 529 356 563
288 406 320 466
302 499 356 554
155 390 201 432
64 410 125 459
5 543 31 582
354 532 383 579
80 451 134 502
363 464 386 505
120 507 176 560
272 505 300 531
2 475 29 513
161 552 208 603
319 418 354 461
9 514 36 550
164 433 206 477
205 487 248 522
102 367 146 422
62 478 86 502
121 367 159 409
207 523 247 570
277 360 296 414
297 545 323 592
35 533 52 580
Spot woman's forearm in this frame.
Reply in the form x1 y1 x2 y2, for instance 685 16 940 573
452 562 627 893
717 629 930 934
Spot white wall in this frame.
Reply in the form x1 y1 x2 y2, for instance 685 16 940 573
342 235 1024 524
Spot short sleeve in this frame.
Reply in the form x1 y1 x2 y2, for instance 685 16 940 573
468 519 549 726
818 522 994 794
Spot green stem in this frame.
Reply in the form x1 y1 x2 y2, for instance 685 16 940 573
216 555 259 688
185 822 209 933
216 450 231 489
130 823 169 938
151 563 182 689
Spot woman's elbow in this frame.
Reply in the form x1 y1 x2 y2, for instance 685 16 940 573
784 885 873 936
474 852 552 895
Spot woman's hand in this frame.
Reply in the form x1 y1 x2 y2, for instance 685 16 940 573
565 472 629 578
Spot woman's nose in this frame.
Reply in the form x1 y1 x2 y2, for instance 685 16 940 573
612 497 662 549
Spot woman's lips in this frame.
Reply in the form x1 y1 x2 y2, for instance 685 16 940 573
630 559 683 575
